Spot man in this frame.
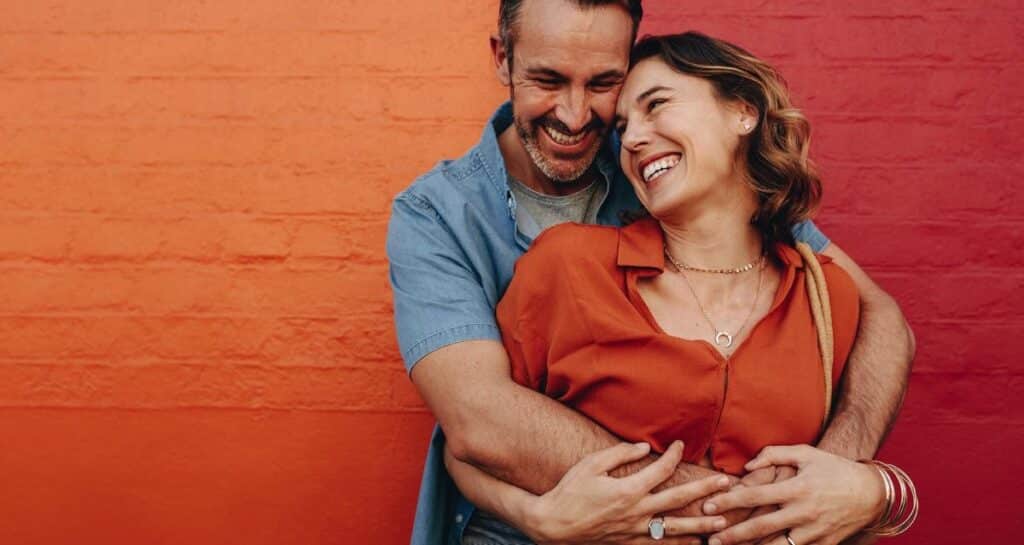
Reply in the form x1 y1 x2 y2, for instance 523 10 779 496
386 1 915 544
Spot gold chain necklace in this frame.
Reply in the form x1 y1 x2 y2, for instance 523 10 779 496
663 246 763 275
669 253 765 350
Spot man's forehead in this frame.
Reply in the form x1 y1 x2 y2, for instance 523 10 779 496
513 0 633 56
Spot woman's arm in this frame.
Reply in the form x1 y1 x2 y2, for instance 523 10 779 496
444 441 733 545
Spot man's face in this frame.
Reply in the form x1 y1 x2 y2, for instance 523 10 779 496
501 0 634 184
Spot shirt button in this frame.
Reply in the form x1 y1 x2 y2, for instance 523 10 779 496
454 514 464 524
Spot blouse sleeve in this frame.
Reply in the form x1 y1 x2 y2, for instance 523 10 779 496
496 267 549 391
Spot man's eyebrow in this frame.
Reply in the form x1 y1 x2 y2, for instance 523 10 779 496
523 67 567 79
521 68 625 81
635 85 672 103
591 69 626 81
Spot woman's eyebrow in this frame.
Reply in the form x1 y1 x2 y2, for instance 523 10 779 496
635 85 672 104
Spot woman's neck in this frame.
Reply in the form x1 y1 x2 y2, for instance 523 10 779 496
659 190 764 271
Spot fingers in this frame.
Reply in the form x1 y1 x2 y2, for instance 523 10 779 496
781 524 826 545
773 465 798 482
702 480 797 514
635 473 732 515
741 466 778 486
624 440 686 492
580 441 652 474
708 509 801 545
754 532 790 545
633 514 728 539
664 514 729 536
745 445 813 472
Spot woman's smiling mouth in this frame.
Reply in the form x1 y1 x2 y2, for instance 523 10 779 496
640 153 682 183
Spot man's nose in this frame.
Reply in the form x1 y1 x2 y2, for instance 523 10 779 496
554 87 593 133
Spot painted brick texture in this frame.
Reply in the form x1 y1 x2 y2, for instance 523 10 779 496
0 1 1018 544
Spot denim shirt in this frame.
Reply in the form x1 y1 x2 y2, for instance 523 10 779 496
386 102 829 545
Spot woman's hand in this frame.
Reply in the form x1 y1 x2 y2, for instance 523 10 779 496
700 445 885 545
527 440 732 544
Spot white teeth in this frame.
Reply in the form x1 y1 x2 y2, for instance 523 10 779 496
642 155 681 183
544 125 587 146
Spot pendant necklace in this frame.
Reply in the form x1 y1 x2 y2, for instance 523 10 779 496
664 245 765 349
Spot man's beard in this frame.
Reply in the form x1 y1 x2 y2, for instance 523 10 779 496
514 114 606 184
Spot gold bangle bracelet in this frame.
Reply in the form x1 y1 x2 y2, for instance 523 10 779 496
882 463 920 536
861 460 919 536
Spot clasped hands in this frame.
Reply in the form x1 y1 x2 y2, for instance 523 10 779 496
527 442 884 545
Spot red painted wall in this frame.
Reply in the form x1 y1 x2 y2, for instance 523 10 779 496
0 1 1019 544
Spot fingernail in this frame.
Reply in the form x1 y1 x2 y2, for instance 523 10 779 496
714 517 727 530
717 476 730 487
703 502 717 514
709 538 722 545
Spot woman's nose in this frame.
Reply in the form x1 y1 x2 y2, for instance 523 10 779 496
620 123 649 151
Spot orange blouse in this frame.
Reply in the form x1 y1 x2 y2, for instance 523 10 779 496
497 218 860 475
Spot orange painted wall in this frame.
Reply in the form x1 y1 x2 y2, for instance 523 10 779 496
1 2 502 543
2 1 1022 544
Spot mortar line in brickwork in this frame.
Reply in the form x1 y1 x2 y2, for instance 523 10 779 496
0 71 488 81
0 311 391 318
909 318 1024 325
0 405 431 414
0 210 391 220
0 120 488 129
0 259 388 269
0 357 404 367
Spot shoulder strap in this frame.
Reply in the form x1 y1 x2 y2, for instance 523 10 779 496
794 242 835 433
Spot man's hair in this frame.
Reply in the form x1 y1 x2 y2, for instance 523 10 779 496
498 0 643 60
631 32 822 246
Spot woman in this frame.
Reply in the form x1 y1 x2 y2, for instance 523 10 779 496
447 32 915 545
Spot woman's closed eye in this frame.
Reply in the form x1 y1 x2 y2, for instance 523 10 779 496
646 97 667 113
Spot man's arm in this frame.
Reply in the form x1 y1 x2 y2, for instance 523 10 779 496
412 339 723 495
817 243 915 460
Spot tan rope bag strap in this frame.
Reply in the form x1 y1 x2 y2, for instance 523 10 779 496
794 242 835 433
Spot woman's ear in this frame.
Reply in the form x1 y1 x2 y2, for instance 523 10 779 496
490 34 512 86
735 101 759 135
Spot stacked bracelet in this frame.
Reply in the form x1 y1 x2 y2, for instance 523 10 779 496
861 460 919 536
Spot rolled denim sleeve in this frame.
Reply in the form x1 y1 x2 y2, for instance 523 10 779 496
386 194 502 373
792 219 830 252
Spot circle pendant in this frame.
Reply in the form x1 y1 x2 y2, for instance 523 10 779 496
715 331 734 348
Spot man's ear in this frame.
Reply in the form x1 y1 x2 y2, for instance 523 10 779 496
490 34 511 86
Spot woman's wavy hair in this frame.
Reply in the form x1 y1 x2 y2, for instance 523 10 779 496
631 32 821 245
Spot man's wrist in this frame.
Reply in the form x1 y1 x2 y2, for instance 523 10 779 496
519 495 558 544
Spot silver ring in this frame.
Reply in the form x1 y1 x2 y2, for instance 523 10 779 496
648 516 665 540
785 534 797 545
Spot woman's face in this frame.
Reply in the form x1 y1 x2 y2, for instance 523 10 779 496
615 58 754 220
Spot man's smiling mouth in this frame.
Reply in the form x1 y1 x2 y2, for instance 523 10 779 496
543 125 589 146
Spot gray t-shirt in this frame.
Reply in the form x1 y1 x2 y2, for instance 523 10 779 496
508 174 606 237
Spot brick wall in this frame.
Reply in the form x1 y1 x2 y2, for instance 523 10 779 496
0 1 1019 544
